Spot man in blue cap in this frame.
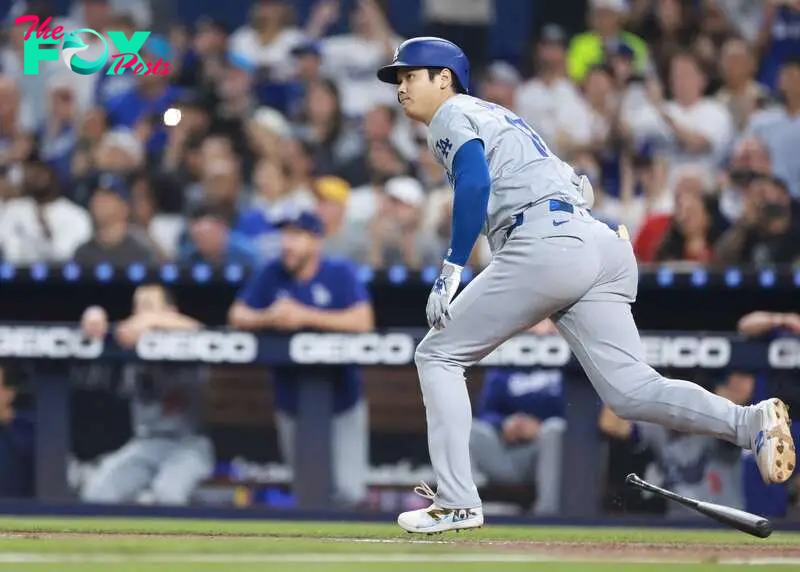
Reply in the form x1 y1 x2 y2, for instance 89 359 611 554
228 208 374 508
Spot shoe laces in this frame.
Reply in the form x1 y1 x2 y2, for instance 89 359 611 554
413 481 436 501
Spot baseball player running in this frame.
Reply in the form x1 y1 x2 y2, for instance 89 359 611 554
376 37 796 534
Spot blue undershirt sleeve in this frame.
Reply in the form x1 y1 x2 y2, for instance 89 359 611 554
446 138 491 267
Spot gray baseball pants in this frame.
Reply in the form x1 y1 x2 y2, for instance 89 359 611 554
414 202 754 509
81 434 214 505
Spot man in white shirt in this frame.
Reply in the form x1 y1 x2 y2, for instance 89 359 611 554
649 52 735 189
515 24 592 157
0 156 92 264
306 0 403 118
228 0 306 82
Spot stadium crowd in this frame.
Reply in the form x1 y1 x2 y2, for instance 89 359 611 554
0 0 799 271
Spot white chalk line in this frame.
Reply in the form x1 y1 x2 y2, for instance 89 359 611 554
0 553 799 565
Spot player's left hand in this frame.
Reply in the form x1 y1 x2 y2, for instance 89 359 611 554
426 261 462 330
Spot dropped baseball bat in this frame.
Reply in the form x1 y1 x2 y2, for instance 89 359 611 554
625 473 773 539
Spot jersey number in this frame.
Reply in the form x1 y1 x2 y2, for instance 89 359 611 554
505 116 549 157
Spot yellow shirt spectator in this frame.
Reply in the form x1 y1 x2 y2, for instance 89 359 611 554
567 31 650 83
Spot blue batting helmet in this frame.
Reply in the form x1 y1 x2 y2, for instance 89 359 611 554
377 37 470 94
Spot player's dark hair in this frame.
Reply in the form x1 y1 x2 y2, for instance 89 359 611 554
427 68 466 94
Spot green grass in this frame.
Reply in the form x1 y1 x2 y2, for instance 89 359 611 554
1 517 798 545
0 517 798 571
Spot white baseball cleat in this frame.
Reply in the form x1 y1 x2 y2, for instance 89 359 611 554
397 482 484 534
749 398 796 484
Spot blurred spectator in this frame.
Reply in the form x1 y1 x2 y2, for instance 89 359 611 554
70 108 110 206
246 106 293 164
130 173 184 261
102 35 183 159
1 2 62 130
93 128 145 177
421 0 494 72
712 174 800 267
653 178 728 264
718 137 772 223
713 0 767 44
228 209 374 508
517 24 589 157
634 166 708 262
469 319 566 516
648 52 735 188
742 57 800 198
306 0 402 118
79 285 214 505
756 0 800 94
94 14 144 106
716 37 771 134
339 104 414 186
211 53 260 159
257 39 325 120
161 92 213 178
629 0 700 82
480 61 522 110
0 155 92 264
297 78 363 178
0 75 35 169
345 139 410 228
314 175 367 262
36 75 81 190
176 204 261 267
228 0 305 82
73 175 156 266
251 157 314 219
368 176 443 270
191 156 277 257
567 0 650 84
599 369 754 518
174 16 229 97
283 137 317 197
0 362 34 499
68 0 152 30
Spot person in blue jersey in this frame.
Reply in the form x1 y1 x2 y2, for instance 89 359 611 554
228 209 375 508
469 319 566 516
758 0 800 94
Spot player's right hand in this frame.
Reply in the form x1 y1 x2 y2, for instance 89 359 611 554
426 261 462 330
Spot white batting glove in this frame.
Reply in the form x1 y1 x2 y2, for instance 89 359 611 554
426 261 463 330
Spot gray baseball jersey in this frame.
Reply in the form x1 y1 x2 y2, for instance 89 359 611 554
427 94 588 252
